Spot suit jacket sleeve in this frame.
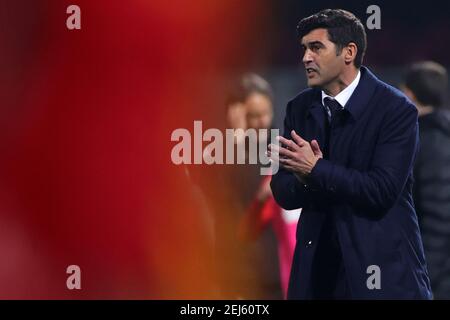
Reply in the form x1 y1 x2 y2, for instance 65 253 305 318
270 101 310 210
308 100 418 213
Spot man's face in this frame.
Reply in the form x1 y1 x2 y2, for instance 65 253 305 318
301 28 345 88
245 93 273 131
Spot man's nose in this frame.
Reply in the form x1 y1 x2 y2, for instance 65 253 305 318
302 49 313 64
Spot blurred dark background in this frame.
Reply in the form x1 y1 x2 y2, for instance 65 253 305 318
217 0 450 131
226 0 450 68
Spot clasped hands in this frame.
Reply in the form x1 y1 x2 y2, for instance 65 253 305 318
268 130 323 182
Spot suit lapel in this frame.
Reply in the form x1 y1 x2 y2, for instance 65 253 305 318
305 90 329 154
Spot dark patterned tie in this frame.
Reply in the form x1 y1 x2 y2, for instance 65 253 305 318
323 97 343 124
322 97 343 158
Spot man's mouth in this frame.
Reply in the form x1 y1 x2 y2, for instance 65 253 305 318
306 68 317 77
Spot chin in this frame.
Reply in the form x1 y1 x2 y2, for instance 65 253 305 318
307 80 320 88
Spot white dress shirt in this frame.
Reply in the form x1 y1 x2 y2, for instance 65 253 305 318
321 70 361 118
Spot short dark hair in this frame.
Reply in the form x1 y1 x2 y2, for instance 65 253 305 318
226 73 273 106
297 9 367 68
404 61 448 108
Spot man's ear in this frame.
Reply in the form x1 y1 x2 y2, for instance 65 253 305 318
344 42 358 65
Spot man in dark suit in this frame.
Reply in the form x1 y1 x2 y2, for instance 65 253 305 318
269 9 432 299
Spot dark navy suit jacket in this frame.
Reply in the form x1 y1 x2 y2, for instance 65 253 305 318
271 66 432 299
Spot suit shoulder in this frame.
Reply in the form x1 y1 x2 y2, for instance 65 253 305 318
290 87 317 104
286 87 318 112
376 80 417 116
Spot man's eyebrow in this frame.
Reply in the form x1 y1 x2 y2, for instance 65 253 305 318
302 41 325 47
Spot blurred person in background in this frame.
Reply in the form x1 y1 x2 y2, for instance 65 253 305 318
401 61 450 299
205 73 286 299
233 74 300 299
209 74 282 299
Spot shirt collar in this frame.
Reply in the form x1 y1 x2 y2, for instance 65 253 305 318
321 70 361 108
